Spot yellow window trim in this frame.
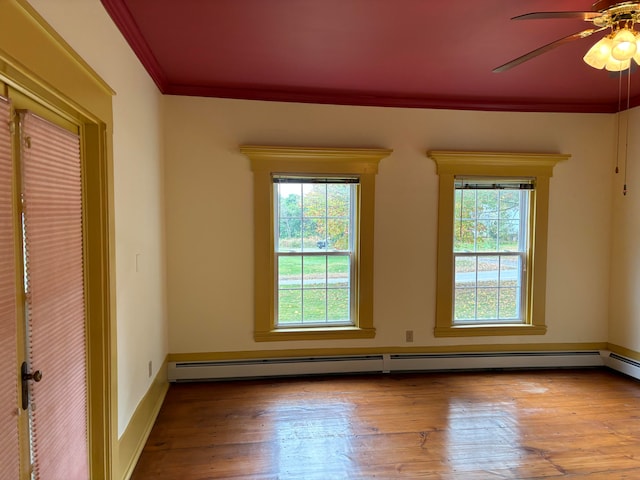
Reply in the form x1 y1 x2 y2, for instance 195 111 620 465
428 151 570 338
242 145 392 342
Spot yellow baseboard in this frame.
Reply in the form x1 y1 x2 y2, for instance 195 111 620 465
117 356 169 480
607 343 640 361
168 342 608 363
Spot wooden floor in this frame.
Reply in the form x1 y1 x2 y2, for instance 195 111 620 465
131 368 640 479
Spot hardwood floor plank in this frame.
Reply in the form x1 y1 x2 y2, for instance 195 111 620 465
131 369 640 479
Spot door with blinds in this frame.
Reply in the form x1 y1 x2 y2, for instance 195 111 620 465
0 96 89 479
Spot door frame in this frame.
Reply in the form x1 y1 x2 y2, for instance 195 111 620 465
1 1 116 478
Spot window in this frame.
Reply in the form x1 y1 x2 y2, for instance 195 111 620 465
429 151 569 337
243 146 392 341
275 177 357 327
453 178 532 325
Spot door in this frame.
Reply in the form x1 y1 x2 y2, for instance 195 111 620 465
0 95 20 480
0 93 89 479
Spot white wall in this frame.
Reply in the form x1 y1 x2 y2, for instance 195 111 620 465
164 96 614 353
609 106 640 352
28 0 168 436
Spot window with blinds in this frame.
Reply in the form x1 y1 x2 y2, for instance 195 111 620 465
274 176 358 326
453 177 533 324
244 145 388 341
429 150 567 337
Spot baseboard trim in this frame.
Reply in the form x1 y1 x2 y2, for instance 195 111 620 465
606 343 640 362
169 348 606 382
168 342 607 363
117 356 169 480
601 349 640 381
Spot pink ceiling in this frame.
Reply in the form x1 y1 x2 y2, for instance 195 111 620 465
100 0 640 113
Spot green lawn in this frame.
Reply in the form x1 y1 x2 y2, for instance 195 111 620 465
278 255 349 276
454 281 520 321
277 254 350 324
278 288 350 324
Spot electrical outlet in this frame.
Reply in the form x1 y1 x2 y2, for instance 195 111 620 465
405 330 414 343
148 360 153 378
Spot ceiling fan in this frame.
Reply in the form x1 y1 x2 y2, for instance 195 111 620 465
494 0 640 72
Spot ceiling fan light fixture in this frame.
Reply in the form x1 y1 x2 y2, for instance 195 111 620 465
583 36 613 69
605 56 631 71
611 28 638 61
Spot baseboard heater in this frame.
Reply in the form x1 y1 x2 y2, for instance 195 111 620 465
601 350 640 381
169 355 385 382
168 350 604 382
389 351 603 372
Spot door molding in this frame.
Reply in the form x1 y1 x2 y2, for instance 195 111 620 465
1 1 116 478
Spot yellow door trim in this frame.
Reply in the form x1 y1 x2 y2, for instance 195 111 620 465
0 2 115 478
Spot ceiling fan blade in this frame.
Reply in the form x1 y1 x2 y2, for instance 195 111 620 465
512 11 601 21
493 28 599 73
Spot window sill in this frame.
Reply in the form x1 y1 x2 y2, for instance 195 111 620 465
255 326 376 342
434 324 547 337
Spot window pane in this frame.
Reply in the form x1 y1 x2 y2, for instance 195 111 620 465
454 220 476 252
277 254 354 326
277 184 302 252
455 256 476 287
303 185 326 218
478 255 499 283
454 189 529 254
303 218 325 250
303 255 327 289
328 219 349 251
278 221 301 251
327 288 350 322
477 287 498 319
454 288 476 321
499 256 520 287
477 190 499 219
454 190 476 252
279 256 302 290
499 191 520 220
477 220 497 251
327 184 350 217
454 253 525 323
499 287 519 319
278 290 302 324
498 220 520 252
455 189 476 220
303 288 326 322
279 185 302 218
328 255 350 288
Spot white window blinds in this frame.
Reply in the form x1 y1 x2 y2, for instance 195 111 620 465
454 177 535 190
0 97 19 480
